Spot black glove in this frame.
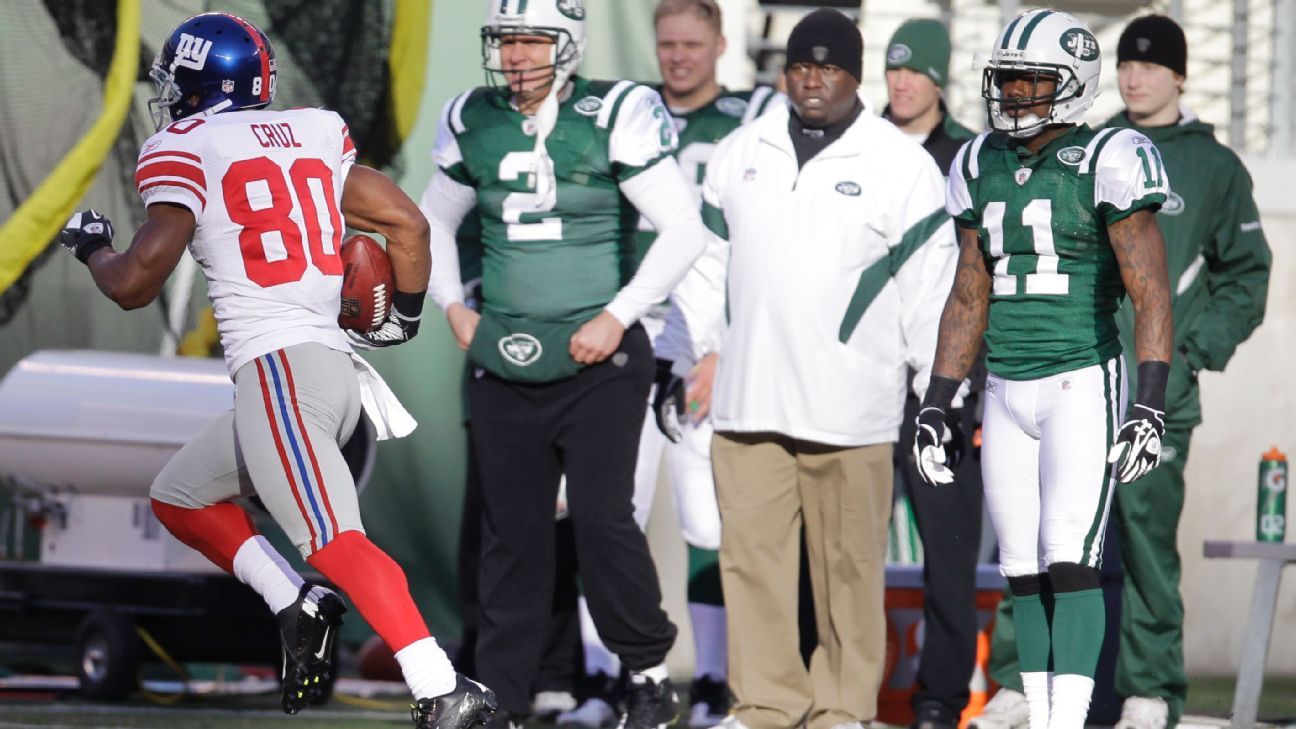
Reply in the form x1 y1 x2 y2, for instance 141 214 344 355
1107 361 1169 484
1107 403 1165 483
914 407 955 486
651 358 685 444
912 375 963 487
346 290 424 350
59 209 115 264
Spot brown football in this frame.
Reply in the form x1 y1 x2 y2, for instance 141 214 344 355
338 234 394 333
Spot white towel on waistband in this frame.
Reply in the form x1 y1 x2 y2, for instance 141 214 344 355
349 353 417 440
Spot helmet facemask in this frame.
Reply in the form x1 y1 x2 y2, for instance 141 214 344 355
147 53 183 131
481 26 580 102
983 65 1082 139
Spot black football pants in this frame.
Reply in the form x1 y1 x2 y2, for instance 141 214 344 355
898 393 986 722
469 325 677 715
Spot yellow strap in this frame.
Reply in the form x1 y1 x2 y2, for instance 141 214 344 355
389 0 432 141
0 0 141 295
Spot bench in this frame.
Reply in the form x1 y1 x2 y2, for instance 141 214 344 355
1202 540 1296 729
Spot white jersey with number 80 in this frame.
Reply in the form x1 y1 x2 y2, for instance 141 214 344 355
135 107 357 375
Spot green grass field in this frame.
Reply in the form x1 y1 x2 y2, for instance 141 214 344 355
1 677 1294 728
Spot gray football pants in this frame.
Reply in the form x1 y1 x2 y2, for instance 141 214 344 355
151 343 366 557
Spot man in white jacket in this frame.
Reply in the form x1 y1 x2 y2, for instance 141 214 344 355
665 10 957 729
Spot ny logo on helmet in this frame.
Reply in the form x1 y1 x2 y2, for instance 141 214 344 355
1059 29 1099 62
174 33 213 71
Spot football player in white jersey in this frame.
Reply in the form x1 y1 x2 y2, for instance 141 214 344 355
57 13 495 729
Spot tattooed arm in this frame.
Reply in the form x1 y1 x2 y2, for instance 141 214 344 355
1109 209 1173 364
932 225 991 382
1106 208 1173 482
914 224 989 486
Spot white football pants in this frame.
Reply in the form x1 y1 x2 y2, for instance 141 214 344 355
982 356 1126 578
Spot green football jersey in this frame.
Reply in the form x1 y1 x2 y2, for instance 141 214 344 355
947 125 1169 379
435 76 676 322
633 86 783 264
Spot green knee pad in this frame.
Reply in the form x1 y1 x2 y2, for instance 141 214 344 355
687 546 724 606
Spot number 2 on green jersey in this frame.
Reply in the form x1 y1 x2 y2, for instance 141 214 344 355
500 151 561 241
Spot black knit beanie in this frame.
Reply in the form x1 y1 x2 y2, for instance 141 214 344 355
1117 15 1188 77
786 8 863 82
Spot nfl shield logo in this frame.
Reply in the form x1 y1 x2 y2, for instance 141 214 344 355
1014 168 1032 186
743 168 757 182
221 79 235 93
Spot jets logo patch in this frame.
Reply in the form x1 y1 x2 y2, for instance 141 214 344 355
1056 146 1086 165
574 96 603 116
714 97 748 118
557 0 585 21
1060 29 1100 61
1159 191 1185 216
1014 168 1032 186
887 44 913 64
499 334 543 367
834 181 862 196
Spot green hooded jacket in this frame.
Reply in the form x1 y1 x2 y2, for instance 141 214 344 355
1104 111 1272 430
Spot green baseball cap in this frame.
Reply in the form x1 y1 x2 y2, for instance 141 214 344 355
885 18 951 88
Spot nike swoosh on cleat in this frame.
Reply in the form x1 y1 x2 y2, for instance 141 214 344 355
314 626 330 660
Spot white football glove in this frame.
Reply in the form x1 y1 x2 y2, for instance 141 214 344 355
1106 403 1165 483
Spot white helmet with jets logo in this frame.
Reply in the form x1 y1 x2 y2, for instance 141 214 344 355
982 8 1101 138
481 0 587 92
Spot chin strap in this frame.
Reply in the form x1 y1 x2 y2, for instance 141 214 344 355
527 55 571 213
530 88 560 212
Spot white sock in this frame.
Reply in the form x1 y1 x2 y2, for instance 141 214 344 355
395 637 457 700
688 603 726 680
232 536 304 614
578 596 621 678
631 663 669 684
1047 674 1095 729
1021 671 1053 729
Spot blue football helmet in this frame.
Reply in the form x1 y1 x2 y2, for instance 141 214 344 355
148 12 277 131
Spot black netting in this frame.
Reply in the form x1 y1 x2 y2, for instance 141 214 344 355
41 0 118 80
264 0 401 171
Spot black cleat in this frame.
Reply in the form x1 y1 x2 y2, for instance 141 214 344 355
618 673 679 729
687 675 731 728
411 673 500 728
911 701 959 729
277 583 346 714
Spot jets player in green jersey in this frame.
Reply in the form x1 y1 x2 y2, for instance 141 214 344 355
557 3 784 728
420 2 709 727
975 16 1273 729
912 10 1173 729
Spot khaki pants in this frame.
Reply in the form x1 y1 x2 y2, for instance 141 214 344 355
713 432 893 729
